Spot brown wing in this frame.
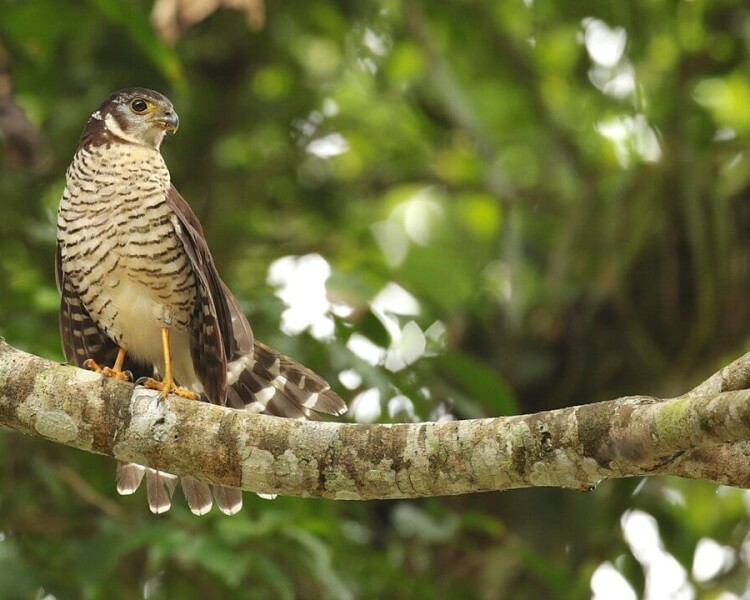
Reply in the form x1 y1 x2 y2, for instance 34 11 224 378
165 186 345 417
226 341 347 418
217 263 346 417
166 185 233 404
222 281 254 356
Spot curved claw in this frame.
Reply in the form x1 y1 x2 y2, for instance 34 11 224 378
83 358 103 373
83 348 130 381
141 377 198 401
83 358 130 381
101 366 131 381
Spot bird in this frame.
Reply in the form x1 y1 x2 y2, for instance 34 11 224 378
55 88 347 515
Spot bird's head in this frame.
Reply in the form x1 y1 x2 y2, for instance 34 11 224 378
84 88 179 150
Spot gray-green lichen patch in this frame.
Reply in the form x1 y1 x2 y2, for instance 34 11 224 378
127 388 177 441
509 420 532 475
528 449 578 487
579 456 607 483
111 440 147 465
274 448 318 488
241 447 276 493
333 489 362 500
652 395 692 446
470 436 506 489
17 392 42 425
69 368 102 385
364 459 397 495
395 468 416 496
0 351 14 389
323 469 358 496
35 409 78 443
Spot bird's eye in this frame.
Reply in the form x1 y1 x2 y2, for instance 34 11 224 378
130 99 148 113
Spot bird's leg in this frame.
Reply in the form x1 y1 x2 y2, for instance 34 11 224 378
84 347 131 381
142 327 198 400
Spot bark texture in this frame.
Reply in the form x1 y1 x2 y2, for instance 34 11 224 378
2 339 750 500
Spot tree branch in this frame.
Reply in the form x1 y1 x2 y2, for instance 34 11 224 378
2 338 750 500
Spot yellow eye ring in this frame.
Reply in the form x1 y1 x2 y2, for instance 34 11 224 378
130 99 148 113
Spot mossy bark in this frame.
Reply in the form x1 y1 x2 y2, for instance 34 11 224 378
2 339 750 499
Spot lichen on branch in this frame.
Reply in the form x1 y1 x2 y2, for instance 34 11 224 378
1 339 750 500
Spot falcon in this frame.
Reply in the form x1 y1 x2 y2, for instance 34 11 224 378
56 88 346 515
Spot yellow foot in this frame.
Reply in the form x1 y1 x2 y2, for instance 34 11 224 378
141 377 198 401
83 358 131 381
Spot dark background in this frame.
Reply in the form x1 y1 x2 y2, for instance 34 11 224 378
1 0 749 597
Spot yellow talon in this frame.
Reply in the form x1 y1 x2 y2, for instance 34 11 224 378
84 348 130 381
142 376 198 400
141 327 198 400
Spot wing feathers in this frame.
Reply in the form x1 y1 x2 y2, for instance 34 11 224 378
166 185 230 404
227 341 347 418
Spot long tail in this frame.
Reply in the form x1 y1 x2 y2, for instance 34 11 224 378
117 463 243 515
226 341 347 418
116 342 346 515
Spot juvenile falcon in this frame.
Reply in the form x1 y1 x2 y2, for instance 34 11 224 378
56 88 346 515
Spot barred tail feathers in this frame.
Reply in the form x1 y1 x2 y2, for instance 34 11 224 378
117 462 242 515
226 341 347 418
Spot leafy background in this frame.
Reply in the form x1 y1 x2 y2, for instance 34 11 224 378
1 0 750 597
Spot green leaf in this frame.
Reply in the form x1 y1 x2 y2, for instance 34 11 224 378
434 351 518 416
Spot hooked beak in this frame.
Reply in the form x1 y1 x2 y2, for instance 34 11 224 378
151 110 179 133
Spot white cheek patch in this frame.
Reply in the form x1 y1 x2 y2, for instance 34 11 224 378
104 113 143 145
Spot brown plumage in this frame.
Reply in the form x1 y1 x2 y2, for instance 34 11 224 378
56 88 346 515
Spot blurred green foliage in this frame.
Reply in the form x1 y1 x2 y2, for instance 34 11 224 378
2 0 750 597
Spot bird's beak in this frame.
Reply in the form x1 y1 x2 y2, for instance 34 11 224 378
151 110 179 133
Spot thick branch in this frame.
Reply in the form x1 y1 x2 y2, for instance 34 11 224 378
1 339 750 500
